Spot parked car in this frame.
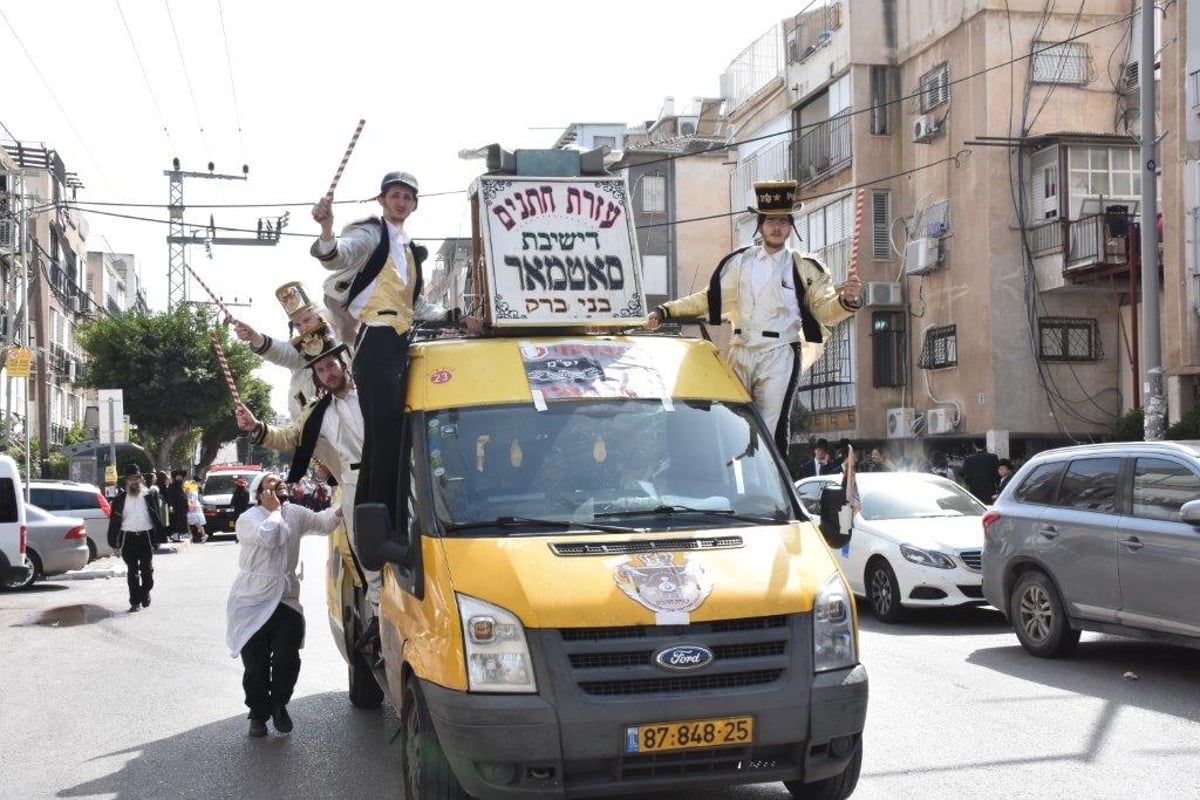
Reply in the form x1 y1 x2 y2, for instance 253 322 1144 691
28 479 113 561
983 440 1200 658
0 454 28 586
201 465 265 537
796 471 988 622
1 504 88 590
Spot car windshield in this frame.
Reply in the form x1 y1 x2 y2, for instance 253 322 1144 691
423 399 798 534
202 474 251 495
858 475 985 520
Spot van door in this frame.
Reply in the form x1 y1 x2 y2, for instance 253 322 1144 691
1036 457 1123 624
1116 457 1200 637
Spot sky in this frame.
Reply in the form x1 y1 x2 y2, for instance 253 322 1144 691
0 0 806 415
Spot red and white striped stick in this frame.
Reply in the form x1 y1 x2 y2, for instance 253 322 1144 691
325 118 366 200
184 261 232 320
209 331 242 405
848 187 866 281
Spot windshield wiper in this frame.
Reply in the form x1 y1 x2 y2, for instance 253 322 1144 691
596 504 785 525
444 515 643 534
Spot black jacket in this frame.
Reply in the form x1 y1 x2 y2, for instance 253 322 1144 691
107 489 165 548
797 459 843 479
962 452 1000 502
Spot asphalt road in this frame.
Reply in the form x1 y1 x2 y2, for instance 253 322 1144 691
2 537 1198 799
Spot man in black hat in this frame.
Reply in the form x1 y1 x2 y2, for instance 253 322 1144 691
310 173 481 522
647 180 861 454
106 464 164 612
797 438 843 478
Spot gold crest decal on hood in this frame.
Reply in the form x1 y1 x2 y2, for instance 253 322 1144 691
614 552 713 614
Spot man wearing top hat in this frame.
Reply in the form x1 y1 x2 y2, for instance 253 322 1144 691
106 464 164 612
311 173 481 522
231 282 343 477
647 180 862 453
233 327 384 640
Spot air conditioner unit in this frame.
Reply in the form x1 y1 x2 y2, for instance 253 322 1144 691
926 407 955 435
887 407 916 439
72 295 85 314
865 281 902 307
912 114 937 143
905 236 941 275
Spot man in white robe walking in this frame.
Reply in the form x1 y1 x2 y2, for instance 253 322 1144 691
226 473 340 737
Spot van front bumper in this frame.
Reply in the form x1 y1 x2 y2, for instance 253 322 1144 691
420 660 867 799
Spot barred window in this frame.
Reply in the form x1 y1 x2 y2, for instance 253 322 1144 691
918 325 957 370
872 311 906 387
919 62 949 112
641 174 666 213
797 319 856 412
1039 317 1102 362
1032 41 1088 85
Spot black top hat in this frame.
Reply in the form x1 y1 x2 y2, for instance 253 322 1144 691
748 180 803 217
292 327 348 369
123 463 142 479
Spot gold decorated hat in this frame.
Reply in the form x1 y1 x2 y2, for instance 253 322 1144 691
748 180 802 217
291 326 347 369
275 281 316 320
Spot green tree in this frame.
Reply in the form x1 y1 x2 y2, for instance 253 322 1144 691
76 307 274 470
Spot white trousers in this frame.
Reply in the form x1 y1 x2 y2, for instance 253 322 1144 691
727 343 802 452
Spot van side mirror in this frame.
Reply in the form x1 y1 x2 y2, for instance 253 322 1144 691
354 503 409 570
1181 499 1200 526
819 485 851 549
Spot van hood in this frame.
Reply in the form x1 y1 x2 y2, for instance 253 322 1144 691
436 523 836 629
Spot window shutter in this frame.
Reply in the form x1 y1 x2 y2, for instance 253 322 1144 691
871 190 891 259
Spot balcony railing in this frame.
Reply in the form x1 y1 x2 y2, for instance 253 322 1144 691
797 110 852 186
1027 218 1063 255
787 0 844 65
1065 214 1130 270
720 24 784 111
732 140 794 214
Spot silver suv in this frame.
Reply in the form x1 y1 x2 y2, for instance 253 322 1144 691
983 441 1200 657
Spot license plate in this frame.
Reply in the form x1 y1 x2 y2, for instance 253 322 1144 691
228 520 236 530
624 715 753 754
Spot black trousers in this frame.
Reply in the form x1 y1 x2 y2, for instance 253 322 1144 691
353 324 410 521
120 532 154 605
240 603 306 721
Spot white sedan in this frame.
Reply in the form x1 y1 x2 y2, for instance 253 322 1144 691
795 472 988 622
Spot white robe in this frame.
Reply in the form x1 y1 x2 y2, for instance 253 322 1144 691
225 502 339 657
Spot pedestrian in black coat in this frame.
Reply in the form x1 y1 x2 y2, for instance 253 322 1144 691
962 439 1000 504
106 464 165 612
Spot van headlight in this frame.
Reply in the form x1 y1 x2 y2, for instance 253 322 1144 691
813 573 857 673
457 594 537 693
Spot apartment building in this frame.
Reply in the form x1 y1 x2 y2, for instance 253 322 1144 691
1 141 90 463
85 251 149 317
721 0 1143 460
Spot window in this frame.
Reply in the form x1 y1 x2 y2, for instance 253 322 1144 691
0 479 17 523
1038 317 1102 362
1031 41 1088 85
871 190 891 259
870 66 892 135
871 311 906 388
1132 458 1200 521
919 62 949 112
1068 145 1139 199
918 325 957 370
1014 462 1065 505
1058 457 1120 513
593 135 617 149
641 174 666 214
798 319 856 411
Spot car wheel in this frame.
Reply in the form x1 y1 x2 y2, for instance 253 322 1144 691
345 603 384 709
1010 570 1080 658
784 739 862 800
87 538 98 562
2 549 39 590
866 559 906 623
402 681 471 800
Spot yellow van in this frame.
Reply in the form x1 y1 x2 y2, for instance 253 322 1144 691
329 330 867 799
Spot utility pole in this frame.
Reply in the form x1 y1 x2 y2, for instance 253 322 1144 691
164 159 287 309
1139 0 1163 440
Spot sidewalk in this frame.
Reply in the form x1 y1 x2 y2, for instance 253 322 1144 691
57 539 193 581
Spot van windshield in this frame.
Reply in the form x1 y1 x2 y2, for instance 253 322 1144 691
422 399 798 533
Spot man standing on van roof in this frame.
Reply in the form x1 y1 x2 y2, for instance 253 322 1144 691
647 180 862 453
311 172 481 522
107 464 163 613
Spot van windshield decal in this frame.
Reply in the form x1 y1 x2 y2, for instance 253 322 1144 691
519 341 672 411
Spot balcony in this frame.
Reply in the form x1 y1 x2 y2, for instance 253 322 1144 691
719 24 784 112
787 0 844 65
732 140 794 215
1065 215 1130 270
797 110 852 186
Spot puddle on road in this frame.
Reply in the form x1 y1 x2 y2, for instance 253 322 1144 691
23 604 116 627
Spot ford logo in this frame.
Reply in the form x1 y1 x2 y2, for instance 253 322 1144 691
653 644 714 672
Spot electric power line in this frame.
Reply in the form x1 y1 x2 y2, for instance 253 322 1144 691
163 0 210 154
215 0 247 163
113 0 176 155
